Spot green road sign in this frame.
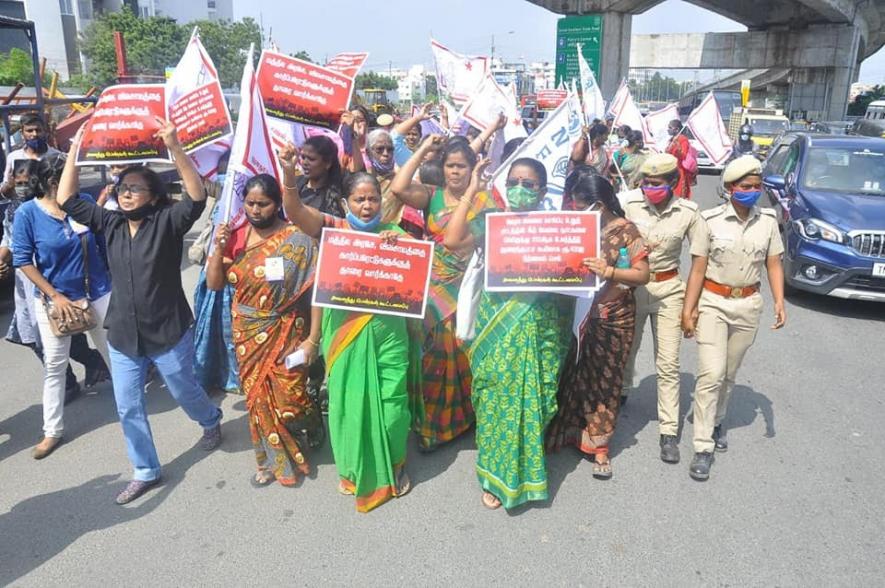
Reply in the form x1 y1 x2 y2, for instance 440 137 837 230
555 15 603 88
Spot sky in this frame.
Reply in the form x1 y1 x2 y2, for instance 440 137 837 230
234 0 885 84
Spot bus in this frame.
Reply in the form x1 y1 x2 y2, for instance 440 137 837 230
852 100 885 138
678 89 742 121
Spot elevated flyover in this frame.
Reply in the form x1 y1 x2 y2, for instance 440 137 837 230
528 0 885 119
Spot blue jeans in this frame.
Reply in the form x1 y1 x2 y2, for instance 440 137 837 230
108 327 222 481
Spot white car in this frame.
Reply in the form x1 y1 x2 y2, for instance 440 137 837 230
688 138 725 172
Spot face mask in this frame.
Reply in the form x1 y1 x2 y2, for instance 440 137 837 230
731 190 762 208
641 184 671 205
25 137 48 153
619 139 629 147
121 201 156 221
346 210 382 232
506 185 540 210
369 154 395 176
14 185 32 200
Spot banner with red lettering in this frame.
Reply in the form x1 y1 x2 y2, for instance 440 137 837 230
325 52 369 78
313 229 434 319
484 211 600 292
168 82 231 152
76 84 169 165
256 50 355 130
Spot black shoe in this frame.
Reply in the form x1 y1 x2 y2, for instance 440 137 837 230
84 362 111 389
659 434 680 464
619 393 628 406
713 425 728 452
64 382 82 405
689 452 714 481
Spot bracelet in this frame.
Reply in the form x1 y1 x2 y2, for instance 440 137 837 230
306 338 320 346
606 266 615 280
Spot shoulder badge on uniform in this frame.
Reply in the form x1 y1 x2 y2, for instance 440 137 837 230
759 207 777 217
701 204 725 220
679 198 699 211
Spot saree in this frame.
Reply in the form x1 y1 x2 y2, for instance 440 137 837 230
547 219 647 455
667 134 694 199
469 291 572 510
193 267 240 394
323 219 419 512
227 225 322 485
416 187 494 448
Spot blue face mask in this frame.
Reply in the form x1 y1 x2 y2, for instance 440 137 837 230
731 190 762 208
25 137 48 153
346 210 382 232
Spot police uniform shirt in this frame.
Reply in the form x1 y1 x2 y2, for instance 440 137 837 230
623 188 703 273
691 203 784 288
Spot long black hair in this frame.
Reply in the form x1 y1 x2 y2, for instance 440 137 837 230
243 173 282 206
303 134 343 186
33 154 67 198
564 166 625 217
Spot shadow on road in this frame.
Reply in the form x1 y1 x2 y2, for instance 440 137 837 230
786 290 885 322
0 442 214 586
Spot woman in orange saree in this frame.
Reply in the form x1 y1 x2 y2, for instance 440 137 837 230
207 174 323 487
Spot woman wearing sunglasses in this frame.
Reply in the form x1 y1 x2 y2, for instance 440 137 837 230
546 167 650 480
445 158 572 511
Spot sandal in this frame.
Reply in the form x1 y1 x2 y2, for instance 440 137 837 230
338 480 355 496
395 466 412 498
583 446 613 480
481 491 502 510
250 469 275 488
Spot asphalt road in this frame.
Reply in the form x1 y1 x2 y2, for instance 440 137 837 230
1 174 883 586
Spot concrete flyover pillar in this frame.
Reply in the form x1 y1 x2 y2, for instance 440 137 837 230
599 12 632 100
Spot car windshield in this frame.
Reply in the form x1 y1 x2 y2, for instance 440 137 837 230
749 118 790 135
801 146 885 195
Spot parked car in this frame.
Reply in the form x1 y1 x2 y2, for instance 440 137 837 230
683 127 728 172
762 133 885 301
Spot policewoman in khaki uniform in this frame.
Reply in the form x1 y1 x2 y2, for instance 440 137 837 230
622 153 703 464
681 156 786 481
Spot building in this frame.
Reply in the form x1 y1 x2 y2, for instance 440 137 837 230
528 61 555 92
0 0 232 80
850 82 876 102
379 64 426 104
491 59 533 96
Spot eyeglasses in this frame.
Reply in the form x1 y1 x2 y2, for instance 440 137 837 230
372 146 394 154
505 178 540 190
118 183 149 195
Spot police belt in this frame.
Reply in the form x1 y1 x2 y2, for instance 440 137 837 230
703 279 759 299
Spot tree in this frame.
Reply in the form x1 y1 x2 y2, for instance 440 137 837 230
355 71 397 91
848 85 885 116
290 50 312 63
0 48 35 86
77 8 187 87
424 74 439 102
187 18 262 87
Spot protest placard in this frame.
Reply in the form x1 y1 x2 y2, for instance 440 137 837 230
76 84 169 165
168 81 232 152
325 52 369 78
256 50 355 129
484 211 600 292
313 229 434 319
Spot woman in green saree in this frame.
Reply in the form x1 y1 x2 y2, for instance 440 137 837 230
279 143 416 512
445 158 573 511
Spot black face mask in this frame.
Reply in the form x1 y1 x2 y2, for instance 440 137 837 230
248 215 276 229
121 201 156 221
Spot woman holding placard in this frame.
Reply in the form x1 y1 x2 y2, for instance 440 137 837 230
546 170 650 480
389 135 495 452
205 174 323 488
279 143 416 512
444 157 573 511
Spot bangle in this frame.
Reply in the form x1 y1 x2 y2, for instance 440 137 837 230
284 183 299 190
306 338 320 346
606 266 615 280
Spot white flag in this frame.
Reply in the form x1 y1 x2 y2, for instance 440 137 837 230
490 91 583 211
458 74 526 142
610 84 653 144
576 43 605 123
686 92 733 166
166 27 232 179
431 38 488 106
644 102 679 152
217 43 281 229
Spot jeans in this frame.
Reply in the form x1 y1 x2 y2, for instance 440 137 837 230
33 292 111 438
107 326 222 481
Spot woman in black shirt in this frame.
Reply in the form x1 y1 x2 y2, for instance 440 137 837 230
58 120 223 505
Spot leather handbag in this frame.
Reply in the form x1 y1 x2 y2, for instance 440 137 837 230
44 234 98 337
